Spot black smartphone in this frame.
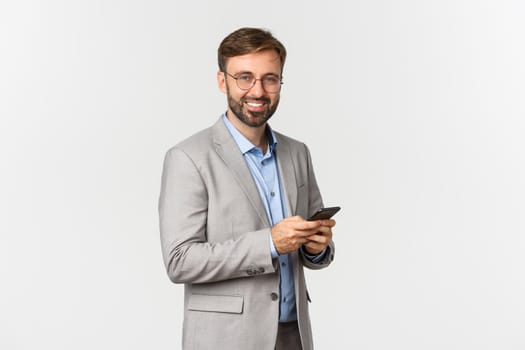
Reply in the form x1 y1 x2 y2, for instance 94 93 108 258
307 206 341 221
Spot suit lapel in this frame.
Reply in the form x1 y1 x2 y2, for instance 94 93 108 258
275 135 298 216
212 119 270 227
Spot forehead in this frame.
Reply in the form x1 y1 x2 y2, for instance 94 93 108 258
225 49 281 74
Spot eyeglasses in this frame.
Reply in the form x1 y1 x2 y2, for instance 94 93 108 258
224 72 283 93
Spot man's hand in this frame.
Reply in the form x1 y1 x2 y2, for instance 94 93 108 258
271 216 335 255
302 219 335 255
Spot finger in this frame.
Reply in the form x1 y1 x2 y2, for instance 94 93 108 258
302 242 325 254
296 220 322 231
306 227 332 240
319 219 336 227
284 215 304 222
305 233 330 244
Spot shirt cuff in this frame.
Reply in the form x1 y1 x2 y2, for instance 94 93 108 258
301 246 327 263
269 234 279 259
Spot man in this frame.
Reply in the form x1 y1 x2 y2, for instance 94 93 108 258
159 27 336 350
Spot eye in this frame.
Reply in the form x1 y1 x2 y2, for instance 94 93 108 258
263 76 280 85
237 74 253 82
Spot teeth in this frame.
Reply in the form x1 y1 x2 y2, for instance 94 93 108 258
246 102 264 107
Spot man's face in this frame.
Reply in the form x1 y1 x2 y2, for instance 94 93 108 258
218 50 282 128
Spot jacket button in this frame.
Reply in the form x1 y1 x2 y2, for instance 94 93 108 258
270 292 279 301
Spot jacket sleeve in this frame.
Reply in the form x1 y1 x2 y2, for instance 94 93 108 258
159 146 277 284
299 143 336 270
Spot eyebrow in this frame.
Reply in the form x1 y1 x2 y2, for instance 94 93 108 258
232 70 280 78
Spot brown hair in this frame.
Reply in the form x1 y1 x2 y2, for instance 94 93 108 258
218 27 287 73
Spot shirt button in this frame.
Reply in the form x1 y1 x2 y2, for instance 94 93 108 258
281 262 286 267
270 292 279 301
270 192 275 197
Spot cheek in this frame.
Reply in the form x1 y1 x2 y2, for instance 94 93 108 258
233 91 248 103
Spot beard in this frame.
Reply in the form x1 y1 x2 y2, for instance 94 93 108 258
226 85 279 128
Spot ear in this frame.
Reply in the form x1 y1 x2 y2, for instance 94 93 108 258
217 71 227 94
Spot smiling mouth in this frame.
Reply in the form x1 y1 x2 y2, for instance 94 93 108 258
246 101 264 107
244 99 269 112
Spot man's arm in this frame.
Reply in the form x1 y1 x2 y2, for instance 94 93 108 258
159 147 276 284
300 143 336 269
301 241 335 269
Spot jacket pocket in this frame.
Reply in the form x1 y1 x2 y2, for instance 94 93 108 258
188 294 244 314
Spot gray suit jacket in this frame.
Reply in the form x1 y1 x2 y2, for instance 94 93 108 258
159 118 335 350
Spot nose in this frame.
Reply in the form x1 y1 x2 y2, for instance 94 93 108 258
248 78 265 97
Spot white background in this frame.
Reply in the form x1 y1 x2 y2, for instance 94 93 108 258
1 1 524 349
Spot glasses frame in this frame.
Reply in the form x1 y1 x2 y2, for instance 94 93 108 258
224 72 283 93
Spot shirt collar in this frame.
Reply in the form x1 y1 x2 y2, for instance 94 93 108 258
222 113 278 155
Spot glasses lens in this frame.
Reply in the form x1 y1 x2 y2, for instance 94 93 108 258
262 76 281 93
236 74 254 90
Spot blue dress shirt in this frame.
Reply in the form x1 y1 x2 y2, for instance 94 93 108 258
222 115 298 322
